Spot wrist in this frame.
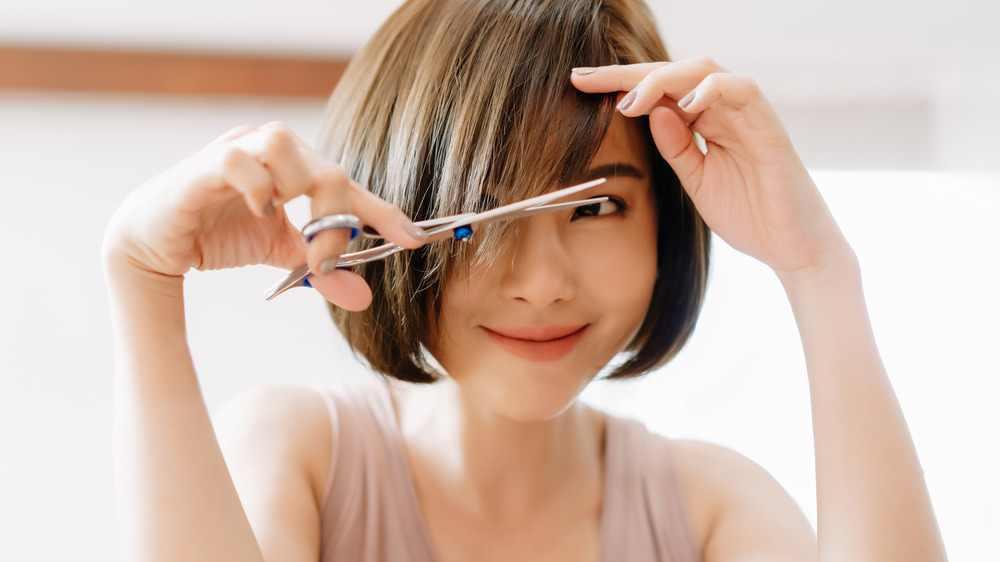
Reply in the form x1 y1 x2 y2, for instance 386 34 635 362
775 245 864 314
775 250 872 352
102 245 185 299
775 240 859 290
103 253 186 315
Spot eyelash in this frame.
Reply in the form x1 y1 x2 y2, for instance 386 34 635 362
571 195 630 220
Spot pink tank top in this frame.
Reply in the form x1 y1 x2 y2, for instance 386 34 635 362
317 382 701 561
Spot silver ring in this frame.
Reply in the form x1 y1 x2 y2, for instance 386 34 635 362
301 214 362 243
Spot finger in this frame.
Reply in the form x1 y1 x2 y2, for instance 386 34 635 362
648 106 706 194
571 57 725 94
307 268 374 311
570 62 669 93
614 57 729 117
676 72 762 114
305 172 430 274
230 124 359 275
303 160 355 276
347 183 429 250
240 123 428 266
219 147 275 218
248 123 313 207
679 73 787 140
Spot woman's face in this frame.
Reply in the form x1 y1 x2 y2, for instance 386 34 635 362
427 116 659 421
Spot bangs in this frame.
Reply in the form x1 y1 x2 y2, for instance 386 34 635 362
321 0 629 291
319 0 689 383
422 1 623 275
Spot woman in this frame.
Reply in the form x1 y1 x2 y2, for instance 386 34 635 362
102 0 947 560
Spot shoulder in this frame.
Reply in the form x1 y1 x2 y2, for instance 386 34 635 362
670 439 817 562
212 386 337 560
214 385 334 502
213 381 393 502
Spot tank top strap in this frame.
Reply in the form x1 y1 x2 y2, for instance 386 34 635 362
599 415 701 562
316 381 437 562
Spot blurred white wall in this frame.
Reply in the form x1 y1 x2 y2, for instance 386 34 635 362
2 0 998 170
1 1 999 560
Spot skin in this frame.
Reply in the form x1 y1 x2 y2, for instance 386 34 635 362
103 58 948 562
386 116 658 561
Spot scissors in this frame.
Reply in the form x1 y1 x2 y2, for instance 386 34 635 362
264 177 607 300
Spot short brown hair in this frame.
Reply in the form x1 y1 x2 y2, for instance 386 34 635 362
318 0 710 383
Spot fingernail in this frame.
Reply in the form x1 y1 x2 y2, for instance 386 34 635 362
402 221 429 241
264 201 275 217
319 259 338 275
677 90 696 111
616 89 637 112
572 67 597 75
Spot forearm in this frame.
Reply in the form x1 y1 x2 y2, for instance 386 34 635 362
779 252 947 562
105 257 264 562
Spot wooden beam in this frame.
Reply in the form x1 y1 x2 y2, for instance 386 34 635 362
0 45 349 97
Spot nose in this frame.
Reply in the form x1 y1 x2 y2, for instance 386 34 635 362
498 217 576 307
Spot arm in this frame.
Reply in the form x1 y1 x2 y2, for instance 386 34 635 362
213 386 334 562
674 255 947 562
104 261 267 562
573 59 947 562
105 262 333 562
103 122 427 561
780 251 946 562
673 440 818 562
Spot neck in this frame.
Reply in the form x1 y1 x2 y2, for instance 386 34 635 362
390 377 604 519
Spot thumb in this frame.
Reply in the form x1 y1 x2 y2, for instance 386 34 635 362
648 106 705 191
265 212 372 310
309 269 373 311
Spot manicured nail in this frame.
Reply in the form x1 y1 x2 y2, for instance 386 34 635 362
264 200 275 217
572 67 597 75
319 259 338 275
616 89 637 112
402 221 429 241
677 90 696 111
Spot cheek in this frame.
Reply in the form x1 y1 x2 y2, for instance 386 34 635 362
577 221 659 323
424 275 486 362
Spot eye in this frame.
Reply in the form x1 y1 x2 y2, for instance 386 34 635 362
571 196 628 220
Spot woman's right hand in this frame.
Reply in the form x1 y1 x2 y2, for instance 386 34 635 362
103 122 427 310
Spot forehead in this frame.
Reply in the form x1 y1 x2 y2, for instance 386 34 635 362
588 114 652 176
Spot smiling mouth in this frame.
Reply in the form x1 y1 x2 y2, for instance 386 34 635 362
482 325 589 362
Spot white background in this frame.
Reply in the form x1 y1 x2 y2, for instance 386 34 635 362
1 1 998 560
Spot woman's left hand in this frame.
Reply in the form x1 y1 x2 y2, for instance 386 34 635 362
572 58 852 282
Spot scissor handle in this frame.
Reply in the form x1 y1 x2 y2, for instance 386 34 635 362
301 214 361 243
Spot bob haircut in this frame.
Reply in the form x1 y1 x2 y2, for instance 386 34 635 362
318 0 711 383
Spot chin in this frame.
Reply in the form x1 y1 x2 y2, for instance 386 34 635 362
472 368 592 422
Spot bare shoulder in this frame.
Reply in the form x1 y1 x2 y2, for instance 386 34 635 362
671 439 817 562
213 386 333 561
214 385 333 499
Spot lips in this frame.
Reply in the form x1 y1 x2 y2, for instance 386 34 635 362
482 324 589 362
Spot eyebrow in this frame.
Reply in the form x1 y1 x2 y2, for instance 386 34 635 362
578 162 646 183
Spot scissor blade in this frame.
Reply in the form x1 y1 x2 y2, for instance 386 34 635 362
264 178 607 300
520 196 608 216
422 177 606 242
362 213 478 239
264 264 311 301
